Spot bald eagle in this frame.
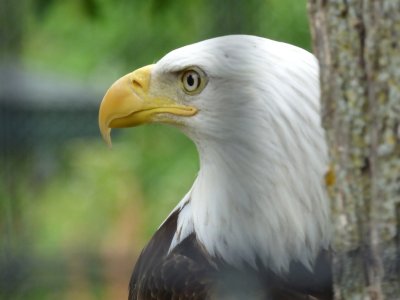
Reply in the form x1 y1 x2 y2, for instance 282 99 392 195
99 35 332 300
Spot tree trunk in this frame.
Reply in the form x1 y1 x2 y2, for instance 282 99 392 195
308 1 400 299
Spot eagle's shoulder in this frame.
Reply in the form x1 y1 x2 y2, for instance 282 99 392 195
128 209 216 300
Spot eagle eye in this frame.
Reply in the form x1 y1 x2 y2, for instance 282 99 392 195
180 68 207 95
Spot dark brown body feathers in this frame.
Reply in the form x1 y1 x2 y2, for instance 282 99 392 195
128 209 333 300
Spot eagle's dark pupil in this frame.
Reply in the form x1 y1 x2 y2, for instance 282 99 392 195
187 75 195 86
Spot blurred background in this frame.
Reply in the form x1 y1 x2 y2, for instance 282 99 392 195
0 0 310 299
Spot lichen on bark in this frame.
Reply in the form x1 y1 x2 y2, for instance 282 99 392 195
308 0 400 299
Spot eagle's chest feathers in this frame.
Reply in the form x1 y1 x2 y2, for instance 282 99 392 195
170 129 330 274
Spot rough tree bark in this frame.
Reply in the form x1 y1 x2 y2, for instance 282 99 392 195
308 1 400 299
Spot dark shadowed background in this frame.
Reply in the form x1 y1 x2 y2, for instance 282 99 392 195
0 0 310 299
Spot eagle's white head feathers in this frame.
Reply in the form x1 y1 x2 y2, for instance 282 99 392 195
100 35 331 275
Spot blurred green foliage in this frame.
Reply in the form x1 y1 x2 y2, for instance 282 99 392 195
32 127 197 252
22 0 311 78
1 0 311 298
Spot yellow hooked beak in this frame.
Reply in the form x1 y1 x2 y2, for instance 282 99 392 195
98 64 197 147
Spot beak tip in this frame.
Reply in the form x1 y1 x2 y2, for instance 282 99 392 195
105 139 113 149
104 134 113 149
100 126 113 148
